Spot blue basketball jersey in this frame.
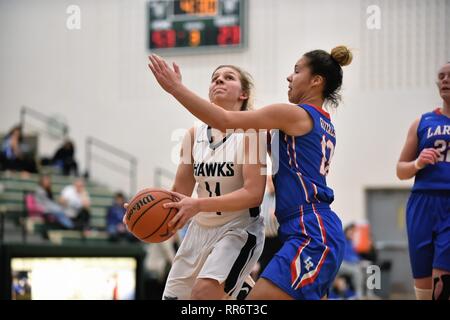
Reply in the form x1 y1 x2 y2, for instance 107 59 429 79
271 104 336 221
413 108 450 191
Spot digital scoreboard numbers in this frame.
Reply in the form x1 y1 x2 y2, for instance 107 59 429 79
148 0 246 53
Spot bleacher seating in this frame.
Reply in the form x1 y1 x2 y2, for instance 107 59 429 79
0 170 116 244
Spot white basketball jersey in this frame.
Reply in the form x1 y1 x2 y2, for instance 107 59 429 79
192 124 260 227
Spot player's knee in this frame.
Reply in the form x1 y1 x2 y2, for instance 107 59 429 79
432 274 450 300
190 279 222 300
414 287 432 300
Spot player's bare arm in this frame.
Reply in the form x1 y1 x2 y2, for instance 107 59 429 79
148 54 312 136
397 118 441 180
171 127 196 196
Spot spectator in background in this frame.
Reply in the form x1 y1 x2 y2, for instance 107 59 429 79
143 238 179 300
12 272 31 300
52 139 78 176
254 174 281 279
106 192 136 242
1 125 37 175
59 178 91 231
329 275 356 300
337 223 367 299
34 175 74 229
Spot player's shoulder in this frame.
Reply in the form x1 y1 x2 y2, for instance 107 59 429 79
182 126 196 143
264 103 309 117
188 126 195 136
415 108 443 129
299 104 331 120
420 108 444 120
191 123 208 137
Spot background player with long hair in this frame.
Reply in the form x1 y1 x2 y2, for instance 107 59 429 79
148 45 353 299
396 62 450 300
159 65 266 300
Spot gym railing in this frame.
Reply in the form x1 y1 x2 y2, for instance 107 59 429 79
20 105 69 138
85 136 137 195
154 167 175 188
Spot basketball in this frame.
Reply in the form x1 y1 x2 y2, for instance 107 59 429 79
124 188 178 243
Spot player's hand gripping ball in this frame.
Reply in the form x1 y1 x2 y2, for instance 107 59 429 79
124 188 179 243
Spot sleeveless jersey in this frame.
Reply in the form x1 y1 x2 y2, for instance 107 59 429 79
413 108 450 191
192 124 260 227
271 104 336 221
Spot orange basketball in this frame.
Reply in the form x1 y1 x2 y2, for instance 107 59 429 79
124 188 178 243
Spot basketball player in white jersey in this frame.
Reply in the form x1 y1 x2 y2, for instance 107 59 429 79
161 65 266 300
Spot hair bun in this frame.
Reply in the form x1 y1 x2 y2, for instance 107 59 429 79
331 46 353 67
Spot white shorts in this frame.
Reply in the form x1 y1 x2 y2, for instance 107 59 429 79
162 216 264 300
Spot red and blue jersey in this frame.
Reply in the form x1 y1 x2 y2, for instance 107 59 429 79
271 104 336 221
262 104 345 299
413 108 450 192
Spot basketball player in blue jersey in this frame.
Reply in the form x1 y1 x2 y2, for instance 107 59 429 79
148 45 353 299
396 62 450 300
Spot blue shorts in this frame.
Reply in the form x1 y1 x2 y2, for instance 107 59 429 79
406 191 450 278
260 203 345 300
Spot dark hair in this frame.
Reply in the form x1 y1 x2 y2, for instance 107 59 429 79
114 192 125 199
6 125 23 142
303 46 352 108
38 175 53 199
344 223 356 235
63 139 74 150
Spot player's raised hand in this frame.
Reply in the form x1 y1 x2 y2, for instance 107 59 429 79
148 54 182 95
415 148 441 169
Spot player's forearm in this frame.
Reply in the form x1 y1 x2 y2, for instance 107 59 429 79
197 188 262 213
172 183 194 197
396 161 419 180
172 84 226 130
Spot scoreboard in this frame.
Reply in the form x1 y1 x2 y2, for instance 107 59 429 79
148 0 246 52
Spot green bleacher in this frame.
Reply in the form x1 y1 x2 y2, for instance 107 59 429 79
0 171 117 243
